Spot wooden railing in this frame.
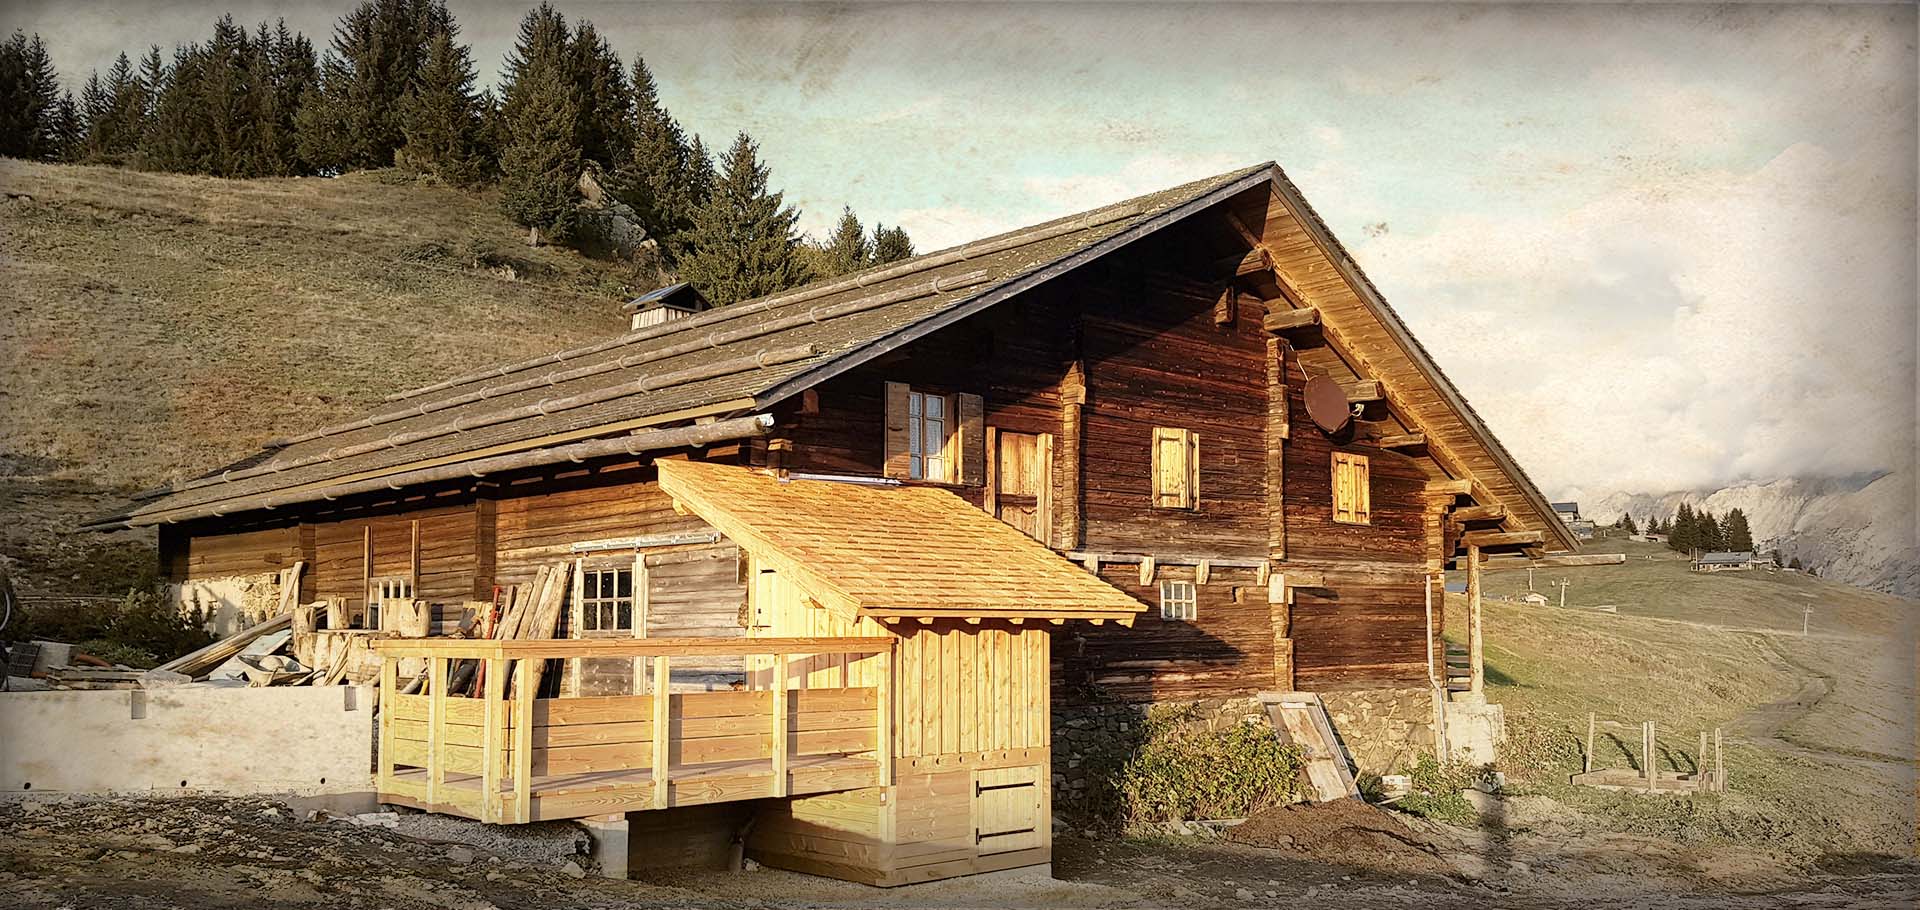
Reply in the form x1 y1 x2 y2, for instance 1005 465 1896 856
371 637 895 823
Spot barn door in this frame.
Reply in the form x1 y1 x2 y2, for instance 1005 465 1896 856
972 765 1043 854
988 430 1052 543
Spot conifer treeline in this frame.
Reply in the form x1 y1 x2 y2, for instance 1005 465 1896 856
0 0 915 304
1641 504 1753 555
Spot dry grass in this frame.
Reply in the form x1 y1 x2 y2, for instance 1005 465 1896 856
0 159 642 594
0 159 632 491
1452 538 1918 856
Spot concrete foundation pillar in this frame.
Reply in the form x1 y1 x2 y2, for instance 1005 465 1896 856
580 813 630 879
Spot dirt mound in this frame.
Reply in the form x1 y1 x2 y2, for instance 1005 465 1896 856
1229 798 1458 877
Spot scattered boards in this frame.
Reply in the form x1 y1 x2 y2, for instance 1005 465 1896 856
1258 691 1360 802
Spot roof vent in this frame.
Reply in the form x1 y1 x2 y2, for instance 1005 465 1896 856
621 283 712 331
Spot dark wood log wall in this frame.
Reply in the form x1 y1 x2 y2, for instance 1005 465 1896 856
1280 353 1431 689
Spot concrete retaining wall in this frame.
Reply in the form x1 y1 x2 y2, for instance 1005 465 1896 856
0 684 374 795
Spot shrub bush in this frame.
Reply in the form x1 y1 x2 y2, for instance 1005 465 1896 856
1114 705 1303 829
1396 753 1497 825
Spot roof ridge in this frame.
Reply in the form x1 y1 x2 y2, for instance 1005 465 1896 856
378 162 1274 408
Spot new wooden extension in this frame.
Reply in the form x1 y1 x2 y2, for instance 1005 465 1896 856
373 637 894 824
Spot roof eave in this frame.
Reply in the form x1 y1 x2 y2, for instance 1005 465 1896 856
1261 165 1579 553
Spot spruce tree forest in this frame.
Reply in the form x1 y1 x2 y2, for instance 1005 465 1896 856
0 0 915 305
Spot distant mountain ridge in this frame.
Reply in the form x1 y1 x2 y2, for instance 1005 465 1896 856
1585 473 1916 598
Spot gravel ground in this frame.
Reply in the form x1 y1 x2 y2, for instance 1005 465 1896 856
0 796 1914 910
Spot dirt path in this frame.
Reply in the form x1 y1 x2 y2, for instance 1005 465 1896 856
1736 632 1912 769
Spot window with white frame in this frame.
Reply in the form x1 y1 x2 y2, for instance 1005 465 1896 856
908 389 951 482
368 576 412 631
1159 579 1197 621
579 566 636 633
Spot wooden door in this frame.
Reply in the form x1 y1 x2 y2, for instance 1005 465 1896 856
987 430 1052 543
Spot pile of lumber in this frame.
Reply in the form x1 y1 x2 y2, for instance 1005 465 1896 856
458 562 572 698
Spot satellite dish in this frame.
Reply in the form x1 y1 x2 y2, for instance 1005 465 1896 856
1303 374 1352 434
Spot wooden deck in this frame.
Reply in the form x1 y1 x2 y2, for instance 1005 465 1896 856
382 753 880 822
373 637 895 824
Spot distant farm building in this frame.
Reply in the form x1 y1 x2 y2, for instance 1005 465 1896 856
1692 551 1755 572
1551 501 1581 522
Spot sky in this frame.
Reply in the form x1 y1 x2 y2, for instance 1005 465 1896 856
11 1 1917 500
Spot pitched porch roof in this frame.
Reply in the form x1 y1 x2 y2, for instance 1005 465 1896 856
654 460 1145 624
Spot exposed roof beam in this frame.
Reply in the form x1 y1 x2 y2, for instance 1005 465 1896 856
1450 504 1508 523
1426 479 1472 496
1373 433 1426 449
1341 379 1383 402
1263 307 1320 333
1461 530 1545 549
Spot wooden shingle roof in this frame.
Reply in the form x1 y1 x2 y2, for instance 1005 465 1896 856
94 163 1272 529
655 460 1145 624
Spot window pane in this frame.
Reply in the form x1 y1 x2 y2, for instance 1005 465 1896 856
908 392 921 418
617 570 632 598
617 602 632 630
926 395 943 419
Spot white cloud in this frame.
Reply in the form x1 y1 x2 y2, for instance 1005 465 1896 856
1353 140 1915 497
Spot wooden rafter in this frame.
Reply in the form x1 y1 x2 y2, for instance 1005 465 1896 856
1262 307 1320 333
1460 530 1544 549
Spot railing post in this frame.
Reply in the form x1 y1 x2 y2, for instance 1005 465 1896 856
875 646 893 787
427 655 447 809
481 657 506 823
652 655 671 809
771 654 789 797
377 655 397 794
513 657 534 823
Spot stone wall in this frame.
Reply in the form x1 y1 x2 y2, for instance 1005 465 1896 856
1317 687 1440 777
1051 688 1442 812
167 572 285 638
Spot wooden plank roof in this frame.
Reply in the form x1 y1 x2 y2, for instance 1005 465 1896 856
98 163 1272 529
94 158 1571 547
655 460 1145 623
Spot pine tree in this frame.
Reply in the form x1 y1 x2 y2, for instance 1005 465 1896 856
79 70 108 157
568 20 629 169
139 45 207 172
1723 508 1753 553
678 131 809 307
1669 503 1695 554
49 89 81 161
823 207 871 276
497 62 581 241
138 45 168 127
1618 513 1638 535
398 28 490 184
1699 510 1723 551
612 55 699 259
298 0 450 172
871 222 914 264
0 32 62 159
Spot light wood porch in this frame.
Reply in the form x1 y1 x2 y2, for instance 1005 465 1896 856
372 636 895 824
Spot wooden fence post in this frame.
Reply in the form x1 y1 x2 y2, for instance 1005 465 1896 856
427 656 447 809
771 654 789 798
875 647 893 787
482 657 506 822
652 656 671 809
1584 713 1595 774
513 657 534 823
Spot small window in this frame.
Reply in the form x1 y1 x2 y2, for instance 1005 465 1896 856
908 390 951 482
1151 427 1199 509
1332 451 1371 524
579 566 636 633
368 576 412 631
1159 579 1197 621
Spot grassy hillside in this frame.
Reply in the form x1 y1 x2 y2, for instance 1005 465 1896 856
0 160 631 592
1453 537 1917 857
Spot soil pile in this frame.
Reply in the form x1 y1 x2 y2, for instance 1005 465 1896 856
1229 798 1459 878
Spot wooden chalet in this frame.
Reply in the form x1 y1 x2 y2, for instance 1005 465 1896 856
90 160 1574 885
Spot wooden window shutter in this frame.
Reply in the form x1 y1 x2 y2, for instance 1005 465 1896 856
1332 452 1370 524
1151 427 1197 509
956 393 985 486
883 381 912 479
1354 453 1371 523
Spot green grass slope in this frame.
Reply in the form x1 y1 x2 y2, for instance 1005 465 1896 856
0 159 631 593
1454 537 1917 857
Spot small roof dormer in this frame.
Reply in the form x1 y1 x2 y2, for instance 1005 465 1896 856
621 282 712 331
